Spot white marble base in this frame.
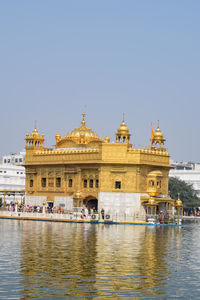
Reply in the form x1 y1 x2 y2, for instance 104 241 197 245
25 196 47 206
98 192 146 222
54 196 73 211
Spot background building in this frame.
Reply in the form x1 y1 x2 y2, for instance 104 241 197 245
169 160 200 197
3 151 25 165
0 151 25 205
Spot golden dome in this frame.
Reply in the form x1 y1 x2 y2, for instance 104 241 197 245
30 128 40 138
67 128 101 139
176 194 183 206
154 127 164 139
30 122 41 138
117 121 129 134
63 113 102 143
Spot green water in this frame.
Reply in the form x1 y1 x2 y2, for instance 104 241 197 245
0 220 199 299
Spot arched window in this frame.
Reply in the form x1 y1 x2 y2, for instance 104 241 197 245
89 179 93 188
149 180 154 187
69 179 73 188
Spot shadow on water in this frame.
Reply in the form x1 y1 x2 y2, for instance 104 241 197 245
1 220 200 299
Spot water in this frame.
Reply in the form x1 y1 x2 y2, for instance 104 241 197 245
0 220 200 299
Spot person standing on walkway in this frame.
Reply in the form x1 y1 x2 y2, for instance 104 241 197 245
101 208 105 220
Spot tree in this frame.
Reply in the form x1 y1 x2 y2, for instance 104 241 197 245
169 177 200 207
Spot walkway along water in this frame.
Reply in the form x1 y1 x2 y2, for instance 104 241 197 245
0 206 182 225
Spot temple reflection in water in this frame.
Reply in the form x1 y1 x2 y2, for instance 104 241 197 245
19 222 182 298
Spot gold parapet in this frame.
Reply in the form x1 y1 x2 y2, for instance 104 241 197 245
34 149 99 155
128 148 169 156
140 195 174 205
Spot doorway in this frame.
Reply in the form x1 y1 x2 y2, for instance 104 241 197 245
84 197 98 213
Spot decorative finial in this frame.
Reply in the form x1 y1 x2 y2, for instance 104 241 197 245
35 120 37 130
122 113 125 123
81 112 86 127
178 192 180 199
157 120 159 128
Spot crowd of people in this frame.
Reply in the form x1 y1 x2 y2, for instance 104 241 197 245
4 203 64 214
3 203 105 219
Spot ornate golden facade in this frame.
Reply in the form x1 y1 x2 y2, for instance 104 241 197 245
25 114 182 222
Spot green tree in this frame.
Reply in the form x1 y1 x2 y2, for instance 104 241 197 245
169 177 200 207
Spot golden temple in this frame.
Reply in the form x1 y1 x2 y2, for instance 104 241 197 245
24 113 183 223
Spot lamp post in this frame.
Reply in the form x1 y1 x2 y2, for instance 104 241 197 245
3 192 6 209
42 201 46 214
175 193 183 224
15 200 18 213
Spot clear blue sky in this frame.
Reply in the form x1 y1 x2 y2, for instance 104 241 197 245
0 1 200 162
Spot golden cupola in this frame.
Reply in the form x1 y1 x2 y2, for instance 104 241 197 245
116 116 131 143
176 193 183 207
26 122 45 150
151 122 165 150
55 113 103 147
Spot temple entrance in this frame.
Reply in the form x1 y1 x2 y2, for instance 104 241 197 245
83 196 98 213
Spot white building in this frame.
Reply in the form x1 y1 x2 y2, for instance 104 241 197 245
0 152 25 205
3 151 25 165
169 160 200 197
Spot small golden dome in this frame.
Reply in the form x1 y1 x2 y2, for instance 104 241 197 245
154 127 164 140
116 115 131 143
117 121 129 134
176 194 183 206
30 122 41 138
105 136 110 143
30 128 40 138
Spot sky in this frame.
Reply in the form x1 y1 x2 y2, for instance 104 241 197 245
0 1 200 162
